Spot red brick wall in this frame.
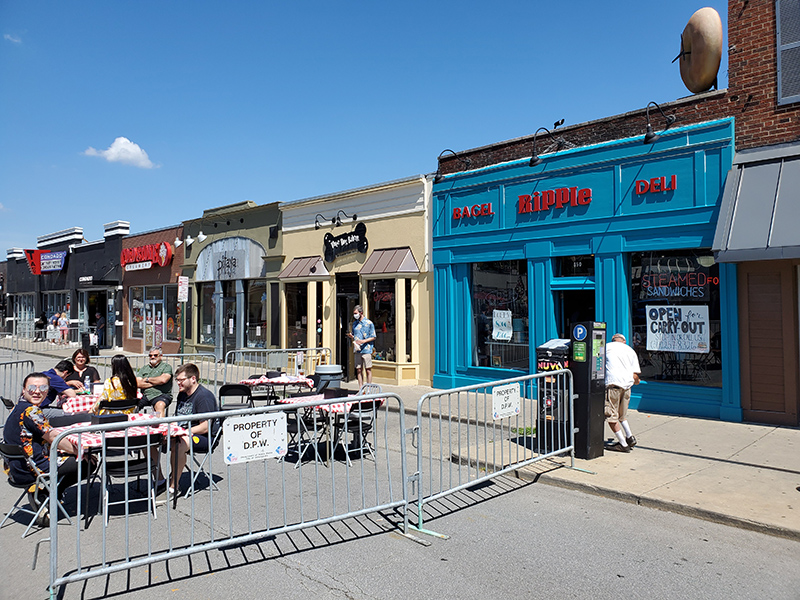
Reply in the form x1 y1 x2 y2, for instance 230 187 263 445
438 0 798 174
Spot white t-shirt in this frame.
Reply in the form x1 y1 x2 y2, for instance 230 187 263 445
605 341 641 389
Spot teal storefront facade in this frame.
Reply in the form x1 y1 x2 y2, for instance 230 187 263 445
432 118 741 422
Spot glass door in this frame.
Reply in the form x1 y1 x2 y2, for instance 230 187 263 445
144 301 164 348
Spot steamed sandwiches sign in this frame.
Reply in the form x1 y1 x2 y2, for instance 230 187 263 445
646 305 709 354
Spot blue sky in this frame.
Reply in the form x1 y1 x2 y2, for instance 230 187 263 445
0 1 728 250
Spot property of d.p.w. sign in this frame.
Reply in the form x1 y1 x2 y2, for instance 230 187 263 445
517 187 592 213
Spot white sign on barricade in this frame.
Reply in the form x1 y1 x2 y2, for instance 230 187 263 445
492 383 521 420
223 412 288 464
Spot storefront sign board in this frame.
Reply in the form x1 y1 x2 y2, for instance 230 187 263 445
646 305 710 353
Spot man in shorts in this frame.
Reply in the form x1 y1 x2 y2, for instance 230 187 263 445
136 347 173 418
604 333 641 452
347 305 376 386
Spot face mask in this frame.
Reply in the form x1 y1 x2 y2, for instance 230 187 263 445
353 313 360 320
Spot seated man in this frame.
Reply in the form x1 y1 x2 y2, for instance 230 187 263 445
41 360 78 418
136 347 173 418
3 373 89 526
169 363 219 494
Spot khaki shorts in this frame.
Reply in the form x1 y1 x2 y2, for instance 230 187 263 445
605 385 630 423
354 352 373 370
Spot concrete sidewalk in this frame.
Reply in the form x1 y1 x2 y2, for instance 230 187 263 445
11 346 800 541
368 382 800 542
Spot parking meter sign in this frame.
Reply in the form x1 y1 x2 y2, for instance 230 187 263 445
573 324 587 341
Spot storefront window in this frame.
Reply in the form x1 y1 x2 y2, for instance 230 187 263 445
631 250 721 388
247 280 267 348
130 287 144 339
405 278 412 362
165 285 180 342
286 282 307 348
199 282 216 346
471 261 528 369
369 279 396 361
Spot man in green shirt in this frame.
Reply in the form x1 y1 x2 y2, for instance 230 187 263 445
136 347 173 418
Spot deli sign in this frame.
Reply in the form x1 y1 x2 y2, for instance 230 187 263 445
121 242 173 271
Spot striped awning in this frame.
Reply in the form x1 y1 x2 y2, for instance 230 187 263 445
359 247 419 275
278 256 329 279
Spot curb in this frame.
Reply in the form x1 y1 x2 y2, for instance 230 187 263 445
518 467 800 543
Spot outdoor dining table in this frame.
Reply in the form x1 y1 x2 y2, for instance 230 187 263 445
51 413 189 460
240 375 315 401
59 393 103 414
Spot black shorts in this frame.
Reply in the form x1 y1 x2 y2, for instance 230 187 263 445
138 393 173 410
190 433 211 453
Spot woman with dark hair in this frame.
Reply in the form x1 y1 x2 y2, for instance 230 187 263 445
64 348 101 392
91 355 138 415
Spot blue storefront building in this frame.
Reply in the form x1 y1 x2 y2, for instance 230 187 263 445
432 118 741 422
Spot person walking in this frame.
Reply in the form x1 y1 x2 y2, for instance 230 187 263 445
346 305 376 386
604 333 641 453
95 312 106 348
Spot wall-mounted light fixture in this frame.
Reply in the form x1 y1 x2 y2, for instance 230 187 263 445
185 235 195 247
529 121 569 167
334 210 357 226
643 101 676 144
173 236 183 248
197 231 207 243
433 149 471 184
314 213 333 230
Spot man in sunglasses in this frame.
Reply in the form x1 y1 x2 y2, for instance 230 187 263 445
3 373 88 527
136 347 173 418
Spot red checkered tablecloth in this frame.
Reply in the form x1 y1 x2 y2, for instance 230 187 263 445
60 394 102 414
52 413 189 459
240 375 313 388
274 394 384 414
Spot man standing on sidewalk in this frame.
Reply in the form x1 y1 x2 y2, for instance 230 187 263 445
604 333 640 453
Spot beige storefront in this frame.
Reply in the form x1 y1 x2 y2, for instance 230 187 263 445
278 176 433 386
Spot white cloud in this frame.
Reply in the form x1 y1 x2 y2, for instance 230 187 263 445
4 34 22 44
0 203 6 211
83 137 156 169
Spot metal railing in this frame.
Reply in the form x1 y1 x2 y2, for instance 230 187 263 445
0 323 91 355
46 392 408 596
0 360 34 420
409 370 574 535
223 347 332 384
90 353 220 396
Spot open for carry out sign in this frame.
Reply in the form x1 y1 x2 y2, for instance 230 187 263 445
223 412 288 464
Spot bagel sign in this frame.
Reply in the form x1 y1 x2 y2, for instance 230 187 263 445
121 241 173 271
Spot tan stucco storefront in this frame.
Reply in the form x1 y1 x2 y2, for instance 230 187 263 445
279 176 433 386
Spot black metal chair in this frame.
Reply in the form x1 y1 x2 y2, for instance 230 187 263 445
332 384 383 466
101 432 164 526
94 399 138 415
218 384 253 410
1 396 14 411
0 443 73 537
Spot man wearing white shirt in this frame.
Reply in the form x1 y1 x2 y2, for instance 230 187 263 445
604 333 641 452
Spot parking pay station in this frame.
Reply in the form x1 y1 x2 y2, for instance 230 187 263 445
536 321 607 459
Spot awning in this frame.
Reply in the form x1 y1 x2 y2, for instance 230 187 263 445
713 143 800 262
278 256 329 279
359 247 419 275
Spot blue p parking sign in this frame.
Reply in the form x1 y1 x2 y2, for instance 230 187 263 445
573 324 587 341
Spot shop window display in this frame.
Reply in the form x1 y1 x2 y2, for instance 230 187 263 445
246 280 267 348
631 250 721 387
199 282 216 346
368 279 396 361
130 287 144 339
165 285 180 342
471 261 529 369
286 282 307 348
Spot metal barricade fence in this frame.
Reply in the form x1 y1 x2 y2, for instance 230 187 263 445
46 393 408 595
223 347 332 384
91 353 219 396
0 360 34 420
410 370 574 535
3 323 87 355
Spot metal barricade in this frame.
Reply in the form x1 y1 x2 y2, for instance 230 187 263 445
0 360 34 420
223 347 332 384
4 322 86 354
410 370 574 535
90 353 219 396
45 392 408 596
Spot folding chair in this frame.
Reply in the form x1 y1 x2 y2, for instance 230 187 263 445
217 384 253 410
332 384 383 466
0 443 73 537
1 396 14 410
248 373 277 404
102 432 164 526
94 399 138 415
284 404 327 468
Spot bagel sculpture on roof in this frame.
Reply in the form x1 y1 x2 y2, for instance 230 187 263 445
676 7 723 93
